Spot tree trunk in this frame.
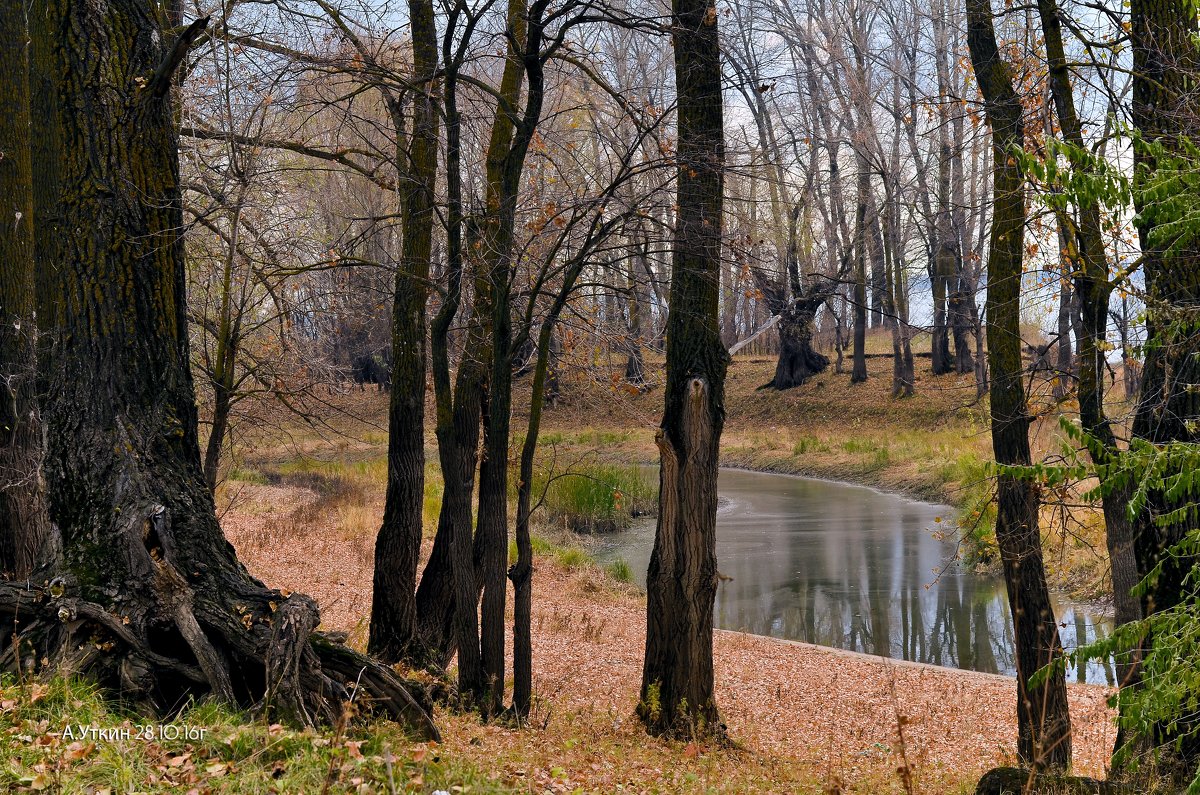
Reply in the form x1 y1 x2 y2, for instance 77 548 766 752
770 307 830 389
639 0 728 739
1053 255 1074 402
0 1 435 738
950 264 976 375
884 179 914 398
0 0 50 579
931 0 957 378
200 185 246 493
851 164 869 384
930 217 956 376
624 248 648 386
510 256 584 718
867 199 889 329
1127 0 1200 778
369 0 439 665
966 0 1072 768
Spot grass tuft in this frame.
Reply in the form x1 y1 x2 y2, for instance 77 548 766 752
604 557 634 583
533 463 653 533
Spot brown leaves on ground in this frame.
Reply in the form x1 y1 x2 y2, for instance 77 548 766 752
226 483 1116 794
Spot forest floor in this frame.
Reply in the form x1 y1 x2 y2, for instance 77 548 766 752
187 342 1127 793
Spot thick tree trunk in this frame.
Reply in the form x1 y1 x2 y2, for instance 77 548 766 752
639 0 728 739
770 307 829 389
1 0 435 738
412 36 473 673
950 266 976 375
0 0 50 579
930 221 955 376
966 0 1072 769
369 0 439 665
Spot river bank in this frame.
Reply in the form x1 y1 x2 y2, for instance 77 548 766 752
528 351 1116 603
183 349 1122 792
218 474 1116 793
201 397 1120 795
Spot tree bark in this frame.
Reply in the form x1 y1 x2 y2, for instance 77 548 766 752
757 206 833 390
509 252 584 718
639 0 729 739
966 0 1072 769
0 0 51 579
369 0 440 665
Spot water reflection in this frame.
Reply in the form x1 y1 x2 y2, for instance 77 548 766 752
594 468 1114 682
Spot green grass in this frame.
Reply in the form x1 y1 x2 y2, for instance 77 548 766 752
0 677 506 794
227 467 268 485
604 557 634 583
791 436 828 455
507 534 558 565
553 546 593 570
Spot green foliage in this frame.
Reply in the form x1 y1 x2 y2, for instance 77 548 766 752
1018 136 1133 223
937 454 997 561
1021 129 1200 271
1134 135 1200 258
1016 419 1200 789
640 681 663 725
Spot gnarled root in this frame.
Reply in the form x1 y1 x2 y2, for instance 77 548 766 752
0 575 439 741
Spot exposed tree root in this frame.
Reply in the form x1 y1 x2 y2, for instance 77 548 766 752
0 575 439 740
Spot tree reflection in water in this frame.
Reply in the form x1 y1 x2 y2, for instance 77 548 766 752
596 468 1113 682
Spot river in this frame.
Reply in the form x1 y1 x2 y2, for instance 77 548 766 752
592 467 1115 683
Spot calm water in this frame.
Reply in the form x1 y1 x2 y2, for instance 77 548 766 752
593 468 1115 683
